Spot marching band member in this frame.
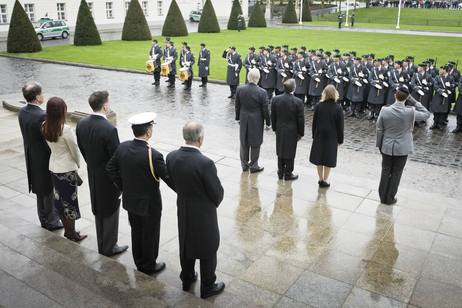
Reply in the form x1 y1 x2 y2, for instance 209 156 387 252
180 46 195 90
164 41 178 88
222 47 242 99
149 39 162 86
198 43 210 87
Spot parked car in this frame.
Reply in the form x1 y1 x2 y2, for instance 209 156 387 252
35 20 70 41
189 10 202 22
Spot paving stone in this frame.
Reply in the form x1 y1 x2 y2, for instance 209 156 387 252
410 277 462 308
343 287 406 308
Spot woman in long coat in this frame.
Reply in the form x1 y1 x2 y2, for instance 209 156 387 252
309 85 344 187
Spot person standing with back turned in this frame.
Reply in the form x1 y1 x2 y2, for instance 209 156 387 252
376 86 430 205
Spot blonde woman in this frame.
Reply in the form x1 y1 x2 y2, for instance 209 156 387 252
309 85 344 187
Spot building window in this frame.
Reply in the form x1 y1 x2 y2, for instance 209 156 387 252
0 5 7 24
24 3 35 22
106 2 114 18
57 3 66 20
157 0 162 16
142 1 148 16
87 2 94 16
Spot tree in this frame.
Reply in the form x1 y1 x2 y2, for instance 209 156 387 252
122 0 152 41
227 0 246 30
198 0 220 33
162 0 188 36
74 0 102 45
282 0 298 24
302 0 312 22
7 0 41 53
248 1 267 27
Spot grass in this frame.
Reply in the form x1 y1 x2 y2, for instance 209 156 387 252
10 28 462 82
314 7 462 28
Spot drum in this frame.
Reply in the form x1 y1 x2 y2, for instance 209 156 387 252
146 60 154 73
179 67 190 81
422 79 428 85
160 63 170 77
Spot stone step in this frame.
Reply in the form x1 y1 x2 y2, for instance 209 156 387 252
0 205 211 307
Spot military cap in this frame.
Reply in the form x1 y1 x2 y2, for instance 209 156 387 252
354 57 361 61
427 58 435 63
298 51 305 55
388 54 395 60
200 42 206 47
259 46 265 50
249 46 255 51
268 45 274 49
334 54 341 58
395 60 403 66
291 47 298 51
343 52 350 56
275 46 281 49
128 112 157 127
418 63 427 67
448 61 456 65
333 49 340 53
325 51 332 56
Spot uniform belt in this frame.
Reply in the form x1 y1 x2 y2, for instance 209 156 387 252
200 58 207 61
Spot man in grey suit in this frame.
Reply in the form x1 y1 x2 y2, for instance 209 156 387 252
235 68 271 173
376 86 430 205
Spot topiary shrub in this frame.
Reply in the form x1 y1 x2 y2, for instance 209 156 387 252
7 0 42 53
198 0 220 33
227 0 246 30
122 0 152 41
302 0 312 22
248 1 267 27
162 0 188 36
74 0 102 45
282 0 298 24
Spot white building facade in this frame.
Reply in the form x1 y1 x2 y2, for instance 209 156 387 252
0 0 248 32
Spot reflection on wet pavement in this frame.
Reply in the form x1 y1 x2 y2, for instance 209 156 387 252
1 57 462 307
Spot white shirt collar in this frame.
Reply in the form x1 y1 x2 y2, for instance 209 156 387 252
92 112 107 119
183 144 201 152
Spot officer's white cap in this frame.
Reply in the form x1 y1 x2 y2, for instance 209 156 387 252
128 112 157 126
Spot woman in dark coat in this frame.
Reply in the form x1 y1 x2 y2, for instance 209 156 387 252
309 85 344 187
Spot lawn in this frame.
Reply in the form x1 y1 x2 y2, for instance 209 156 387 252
12 28 462 82
308 21 462 33
314 7 462 28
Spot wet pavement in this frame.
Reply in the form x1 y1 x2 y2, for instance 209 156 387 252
1 57 462 307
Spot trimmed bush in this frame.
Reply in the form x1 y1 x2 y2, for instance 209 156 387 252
122 0 152 41
74 0 102 46
248 1 267 27
227 0 246 30
198 0 220 33
7 0 41 53
282 0 298 24
302 0 313 22
162 0 188 36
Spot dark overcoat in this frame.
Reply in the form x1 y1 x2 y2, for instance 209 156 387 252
309 60 327 97
410 72 433 109
260 55 277 89
198 48 210 77
149 43 162 69
224 52 242 86
431 75 453 113
275 57 290 92
271 93 305 159
293 59 307 95
76 115 121 217
454 79 462 115
235 83 271 147
347 65 365 103
309 101 344 168
166 147 224 259
367 67 386 105
18 104 53 195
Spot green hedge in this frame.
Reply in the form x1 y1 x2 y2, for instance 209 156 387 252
7 0 42 53
162 0 188 36
74 0 102 45
302 0 312 22
282 0 298 24
227 0 246 30
122 0 152 41
248 2 267 28
198 0 220 33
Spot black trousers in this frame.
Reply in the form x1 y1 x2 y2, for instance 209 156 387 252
294 94 305 103
128 210 161 272
229 85 237 96
369 104 382 116
433 113 446 126
168 72 175 85
201 77 208 85
37 192 61 228
457 115 462 129
351 101 362 114
379 154 408 204
180 254 217 290
278 158 294 176
310 95 321 106
240 142 260 170
153 70 160 83
95 206 120 256
185 76 193 88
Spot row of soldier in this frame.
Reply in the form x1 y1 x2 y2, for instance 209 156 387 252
223 46 462 133
371 0 462 9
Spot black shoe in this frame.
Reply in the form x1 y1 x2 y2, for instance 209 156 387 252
140 262 166 275
201 282 225 299
154 81 160 86
242 166 249 172
228 95 235 99
152 82 156 85
284 174 299 181
44 223 64 231
319 181 330 188
382 198 397 205
277 172 283 180
250 166 264 173
167 84 175 88
184 87 191 90
105 244 128 257
182 272 198 291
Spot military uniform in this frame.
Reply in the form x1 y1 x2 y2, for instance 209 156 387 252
180 49 195 90
164 45 178 87
198 45 210 87
223 49 242 98
149 42 162 85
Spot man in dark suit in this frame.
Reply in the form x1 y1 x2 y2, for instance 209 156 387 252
76 91 128 257
106 112 171 275
18 82 62 231
271 79 305 181
235 68 271 173
166 121 225 299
